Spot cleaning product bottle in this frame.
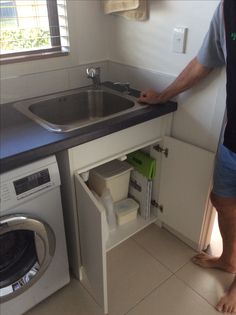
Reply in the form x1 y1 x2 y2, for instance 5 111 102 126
101 188 116 231
92 190 109 242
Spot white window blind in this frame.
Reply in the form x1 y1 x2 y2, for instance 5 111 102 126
0 0 69 63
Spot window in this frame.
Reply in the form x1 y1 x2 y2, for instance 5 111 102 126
0 0 69 64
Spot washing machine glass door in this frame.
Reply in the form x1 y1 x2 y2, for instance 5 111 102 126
0 215 55 302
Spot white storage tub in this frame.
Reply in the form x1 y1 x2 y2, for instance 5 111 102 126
114 198 139 225
89 160 133 202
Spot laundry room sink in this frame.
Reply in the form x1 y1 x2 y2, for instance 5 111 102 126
14 87 143 133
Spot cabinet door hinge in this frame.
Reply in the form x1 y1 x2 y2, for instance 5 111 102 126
151 200 164 212
153 144 168 157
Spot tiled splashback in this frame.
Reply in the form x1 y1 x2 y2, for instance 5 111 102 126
0 61 109 104
107 61 175 94
0 60 175 104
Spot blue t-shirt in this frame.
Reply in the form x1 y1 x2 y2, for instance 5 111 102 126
197 2 236 155
197 3 226 68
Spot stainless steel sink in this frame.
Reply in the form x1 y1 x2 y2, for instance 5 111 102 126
14 87 143 132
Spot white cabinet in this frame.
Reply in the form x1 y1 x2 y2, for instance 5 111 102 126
150 137 215 249
57 116 170 280
58 115 215 314
74 173 108 313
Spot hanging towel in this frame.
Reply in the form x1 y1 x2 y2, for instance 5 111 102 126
103 0 139 14
103 0 148 21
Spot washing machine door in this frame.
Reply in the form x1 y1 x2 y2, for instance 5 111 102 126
0 215 56 302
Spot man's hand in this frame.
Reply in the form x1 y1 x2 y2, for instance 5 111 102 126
138 90 163 105
137 58 213 106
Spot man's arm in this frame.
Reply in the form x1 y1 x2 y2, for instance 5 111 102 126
138 57 213 104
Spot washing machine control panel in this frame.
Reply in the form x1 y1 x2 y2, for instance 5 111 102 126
13 169 50 195
1 168 52 209
1 157 60 212
0 159 61 212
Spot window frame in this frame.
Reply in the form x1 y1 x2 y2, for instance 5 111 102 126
0 0 69 64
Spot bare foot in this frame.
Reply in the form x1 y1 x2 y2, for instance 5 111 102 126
216 276 236 313
192 253 236 273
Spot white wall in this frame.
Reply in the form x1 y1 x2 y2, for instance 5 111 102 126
0 0 109 103
106 0 225 152
107 0 219 75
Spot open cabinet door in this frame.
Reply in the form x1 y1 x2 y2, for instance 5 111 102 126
74 173 108 314
151 136 215 251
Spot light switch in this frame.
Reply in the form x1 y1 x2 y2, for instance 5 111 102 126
172 27 188 53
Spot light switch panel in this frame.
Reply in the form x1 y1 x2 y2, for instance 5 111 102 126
172 27 188 54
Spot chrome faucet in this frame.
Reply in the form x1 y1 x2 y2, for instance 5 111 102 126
86 67 101 89
114 82 131 94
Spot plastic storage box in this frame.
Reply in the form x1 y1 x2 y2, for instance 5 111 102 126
114 198 139 225
89 160 133 202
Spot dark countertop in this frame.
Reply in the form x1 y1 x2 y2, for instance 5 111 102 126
0 84 177 174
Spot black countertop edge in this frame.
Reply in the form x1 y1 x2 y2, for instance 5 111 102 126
0 101 177 174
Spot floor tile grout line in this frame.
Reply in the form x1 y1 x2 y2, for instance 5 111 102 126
173 259 192 274
129 237 219 312
123 273 175 315
131 236 180 274
174 260 221 309
174 271 217 309
173 259 227 309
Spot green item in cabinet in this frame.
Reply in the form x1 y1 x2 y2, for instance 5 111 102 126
127 150 156 180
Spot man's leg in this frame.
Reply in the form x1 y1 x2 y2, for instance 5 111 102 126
192 194 236 273
192 144 236 313
192 194 236 313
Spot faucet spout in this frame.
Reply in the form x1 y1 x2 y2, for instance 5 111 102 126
86 67 101 89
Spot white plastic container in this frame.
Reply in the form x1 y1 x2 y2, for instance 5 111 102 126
89 160 133 202
114 198 139 225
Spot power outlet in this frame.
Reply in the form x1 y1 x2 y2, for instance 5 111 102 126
172 27 188 54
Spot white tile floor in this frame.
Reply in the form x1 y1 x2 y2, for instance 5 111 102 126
25 224 235 315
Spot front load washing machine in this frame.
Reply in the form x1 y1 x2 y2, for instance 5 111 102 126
0 156 70 315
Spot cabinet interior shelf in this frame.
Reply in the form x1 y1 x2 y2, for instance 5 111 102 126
106 213 157 252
